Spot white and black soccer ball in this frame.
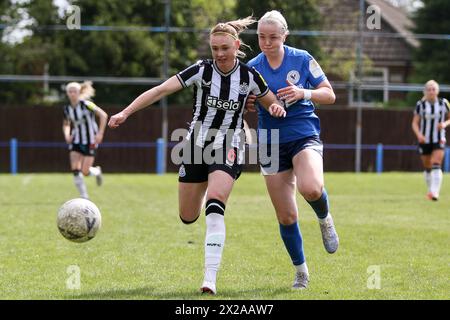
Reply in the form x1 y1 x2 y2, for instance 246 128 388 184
57 198 102 243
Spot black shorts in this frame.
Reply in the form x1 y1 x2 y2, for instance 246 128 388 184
69 143 97 157
418 142 445 156
178 144 242 183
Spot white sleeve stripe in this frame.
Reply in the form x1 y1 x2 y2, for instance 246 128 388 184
255 87 269 98
176 74 187 88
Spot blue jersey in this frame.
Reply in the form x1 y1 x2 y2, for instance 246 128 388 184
247 45 327 143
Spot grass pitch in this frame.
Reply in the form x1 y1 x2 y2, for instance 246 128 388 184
0 172 448 299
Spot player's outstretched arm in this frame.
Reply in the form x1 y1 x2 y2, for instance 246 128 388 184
257 90 286 118
108 76 183 129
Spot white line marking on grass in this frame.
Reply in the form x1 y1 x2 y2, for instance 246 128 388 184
22 175 33 186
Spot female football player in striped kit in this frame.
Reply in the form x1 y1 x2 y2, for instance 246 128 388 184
109 16 286 295
412 80 450 201
63 81 107 200
246 10 339 289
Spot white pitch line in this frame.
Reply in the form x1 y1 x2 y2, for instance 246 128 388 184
22 175 33 186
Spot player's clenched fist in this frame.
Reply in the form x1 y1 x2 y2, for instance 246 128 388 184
108 112 128 129
268 104 286 118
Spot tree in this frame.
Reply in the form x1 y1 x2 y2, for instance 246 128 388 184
0 0 58 105
0 0 238 105
404 0 450 104
411 0 450 85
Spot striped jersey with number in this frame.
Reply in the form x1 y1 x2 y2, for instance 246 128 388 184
176 59 269 150
414 98 450 144
63 100 99 145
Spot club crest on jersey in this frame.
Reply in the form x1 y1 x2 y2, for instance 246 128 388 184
206 95 241 111
287 70 301 84
238 82 249 95
226 149 236 167
178 164 186 177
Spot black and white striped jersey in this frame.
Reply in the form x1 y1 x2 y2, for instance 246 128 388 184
176 59 269 150
63 100 99 145
414 98 450 144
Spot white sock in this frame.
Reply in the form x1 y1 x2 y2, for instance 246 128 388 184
74 172 88 199
89 166 100 176
424 170 431 192
430 167 443 197
295 262 309 274
318 214 329 224
204 213 225 284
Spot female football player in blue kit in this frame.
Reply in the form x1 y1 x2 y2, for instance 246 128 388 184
247 10 339 289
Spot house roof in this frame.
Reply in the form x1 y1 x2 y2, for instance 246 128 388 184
316 0 418 67
366 0 419 48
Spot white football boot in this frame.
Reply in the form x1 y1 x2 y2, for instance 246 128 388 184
95 166 103 186
292 271 309 289
319 213 339 254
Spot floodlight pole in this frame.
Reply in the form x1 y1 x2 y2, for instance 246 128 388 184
160 0 171 174
355 0 364 173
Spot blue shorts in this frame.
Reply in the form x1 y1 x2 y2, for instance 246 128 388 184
259 136 323 175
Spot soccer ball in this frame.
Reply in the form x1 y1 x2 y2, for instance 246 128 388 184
57 198 102 243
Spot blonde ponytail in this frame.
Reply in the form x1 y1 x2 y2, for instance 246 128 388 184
79 81 95 100
66 81 95 101
210 16 257 58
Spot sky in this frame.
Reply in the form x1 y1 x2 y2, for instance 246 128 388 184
385 0 424 12
2 0 70 44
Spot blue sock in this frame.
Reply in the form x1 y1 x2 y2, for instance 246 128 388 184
307 188 329 219
279 222 305 266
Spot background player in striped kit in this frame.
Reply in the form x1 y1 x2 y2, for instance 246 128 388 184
412 80 450 201
108 17 286 295
246 11 338 289
63 81 107 199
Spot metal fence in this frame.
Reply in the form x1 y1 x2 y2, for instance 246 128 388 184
3 138 450 174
